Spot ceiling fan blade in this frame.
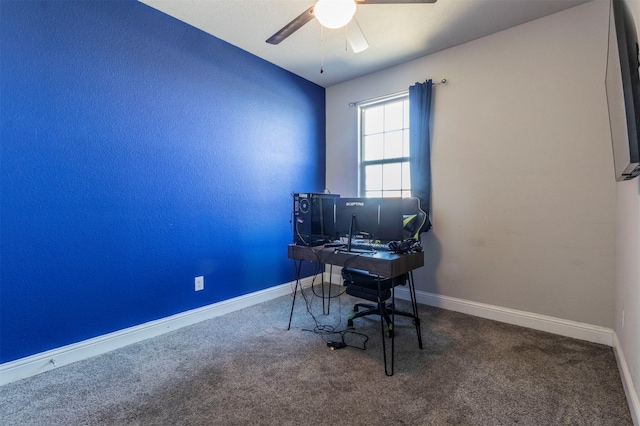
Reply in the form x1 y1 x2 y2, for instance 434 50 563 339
266 6 315 45
348 18 369 53
356 0 437 4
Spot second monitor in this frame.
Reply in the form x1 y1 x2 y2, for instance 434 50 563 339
334 197 405 246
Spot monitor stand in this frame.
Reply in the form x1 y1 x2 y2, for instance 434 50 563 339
346 213 355 253
337 214 373 254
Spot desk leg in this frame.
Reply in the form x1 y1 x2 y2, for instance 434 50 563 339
287 259 303 330
390 282 396 376
381 273 423 376
321 267 326 315
320 264 333 316
379 275 394 377
408 271 423 349
326 264 333 315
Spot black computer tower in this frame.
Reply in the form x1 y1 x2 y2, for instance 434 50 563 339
292 193 339 246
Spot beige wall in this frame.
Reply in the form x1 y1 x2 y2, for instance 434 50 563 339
326 0 617 328
615 0 640 420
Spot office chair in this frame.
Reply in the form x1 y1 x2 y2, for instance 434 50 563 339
341 197 426 376
402 196 428 239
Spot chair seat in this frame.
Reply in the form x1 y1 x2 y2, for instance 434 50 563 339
341 268 406 289
344 269 392 302
345 284 392 301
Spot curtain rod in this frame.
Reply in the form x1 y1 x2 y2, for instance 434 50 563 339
348 79 447 107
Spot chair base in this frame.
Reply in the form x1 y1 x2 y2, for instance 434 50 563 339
347 302 420 339
342 268 423 376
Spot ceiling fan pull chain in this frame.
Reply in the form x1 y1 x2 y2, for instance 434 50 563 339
345 26 348 51
320 26 324 74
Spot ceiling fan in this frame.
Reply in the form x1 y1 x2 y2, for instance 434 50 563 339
266 0 437 53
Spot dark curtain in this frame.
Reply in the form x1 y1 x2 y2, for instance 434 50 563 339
409 79 433 233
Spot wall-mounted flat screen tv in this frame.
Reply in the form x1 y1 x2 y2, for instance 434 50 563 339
606 0 640 181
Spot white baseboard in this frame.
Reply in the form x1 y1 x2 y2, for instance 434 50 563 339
325 270 343 285
394 288 614 346
328 272 613 345
1 277 619 390
0 277 313 387
396 289 637 422
613 332 640 426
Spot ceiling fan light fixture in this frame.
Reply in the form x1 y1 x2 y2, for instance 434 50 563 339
314 0 357 29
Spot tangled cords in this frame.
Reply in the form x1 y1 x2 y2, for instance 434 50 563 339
388 238 423 254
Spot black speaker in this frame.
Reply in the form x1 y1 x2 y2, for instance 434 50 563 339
293 193 339 246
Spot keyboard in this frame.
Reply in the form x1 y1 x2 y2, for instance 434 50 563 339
345 241 393 252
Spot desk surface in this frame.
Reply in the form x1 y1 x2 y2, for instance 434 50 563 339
288 244 424 278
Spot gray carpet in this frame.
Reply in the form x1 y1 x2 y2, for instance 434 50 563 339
0 284 632 425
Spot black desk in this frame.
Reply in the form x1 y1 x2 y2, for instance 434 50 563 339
287 244 425 375
287 244 424 278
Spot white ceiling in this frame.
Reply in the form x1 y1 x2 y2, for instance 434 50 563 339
139 0 590 87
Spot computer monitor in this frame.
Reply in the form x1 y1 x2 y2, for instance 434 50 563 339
376 198 405 242
334 197 404 249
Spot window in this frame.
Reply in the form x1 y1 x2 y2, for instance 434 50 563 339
359 94 410 198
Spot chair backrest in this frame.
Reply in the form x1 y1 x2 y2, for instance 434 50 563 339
402 197 427 239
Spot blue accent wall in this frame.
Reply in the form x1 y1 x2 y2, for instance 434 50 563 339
0 1 325 363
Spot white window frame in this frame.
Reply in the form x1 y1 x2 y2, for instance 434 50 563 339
357 92 411 198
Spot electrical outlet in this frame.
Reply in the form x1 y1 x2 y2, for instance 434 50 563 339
195 276 204 291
